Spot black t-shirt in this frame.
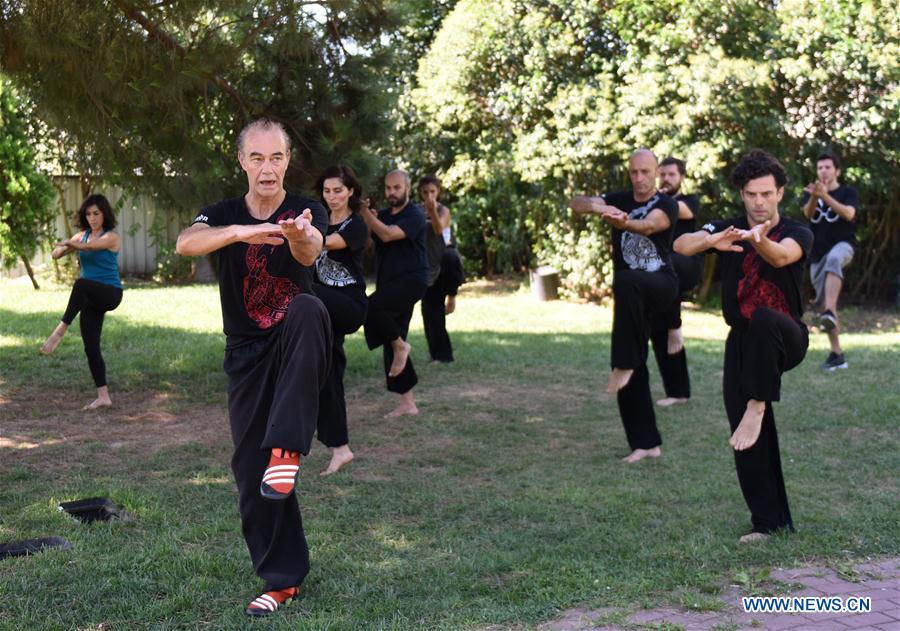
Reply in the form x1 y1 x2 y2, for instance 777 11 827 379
315 214 368 289
192 192 328 348
601 190 679 273
373 202 428 284
702 216 813 327
425 206 448 286
674 193 701 239
800 185 859 262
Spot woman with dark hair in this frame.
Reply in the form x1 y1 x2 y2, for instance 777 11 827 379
417 175 463 363
41 194 123 409
312 165 370 475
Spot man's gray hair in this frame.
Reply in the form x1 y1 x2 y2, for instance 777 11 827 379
237 118 292 154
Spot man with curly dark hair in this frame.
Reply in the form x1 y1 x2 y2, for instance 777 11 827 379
674 149 813 543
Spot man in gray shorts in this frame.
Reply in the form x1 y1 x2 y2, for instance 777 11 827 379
801 152 859 371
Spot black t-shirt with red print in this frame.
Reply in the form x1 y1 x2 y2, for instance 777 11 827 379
191 192 328 349
702 216 813 327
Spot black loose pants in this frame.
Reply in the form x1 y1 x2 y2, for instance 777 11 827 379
223 294 331 590
650 252 702 399
312 283 367 448
364 274 427 394
421 249 465 362
723 307 808 534
61 278 123 388
611 269 678 450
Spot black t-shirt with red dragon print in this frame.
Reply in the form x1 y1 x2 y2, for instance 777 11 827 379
191 192 328 349
702 216 813 328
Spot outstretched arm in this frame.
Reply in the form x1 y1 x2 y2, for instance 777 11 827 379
175 222 286 256
569 196 612 215
55 231 120 254
674 226 744 256
736 221 804 268
601 207 671 236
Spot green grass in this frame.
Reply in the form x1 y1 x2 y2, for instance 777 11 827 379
1 278 898 630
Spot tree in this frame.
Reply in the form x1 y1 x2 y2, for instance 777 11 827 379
0 76 56 289
0 0 401 212
396 0 899 300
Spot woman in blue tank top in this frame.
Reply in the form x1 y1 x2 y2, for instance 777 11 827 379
41 194 123 409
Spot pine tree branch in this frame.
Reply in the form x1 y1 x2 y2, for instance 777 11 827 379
112 0 250 121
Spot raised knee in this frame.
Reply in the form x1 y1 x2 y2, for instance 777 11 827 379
748 308 779 332
288 292 327 320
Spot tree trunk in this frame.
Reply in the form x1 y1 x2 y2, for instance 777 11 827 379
21 255 39 289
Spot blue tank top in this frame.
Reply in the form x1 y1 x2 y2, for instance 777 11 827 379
79 230 122 289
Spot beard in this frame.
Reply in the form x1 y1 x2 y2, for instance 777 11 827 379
387 194 408 208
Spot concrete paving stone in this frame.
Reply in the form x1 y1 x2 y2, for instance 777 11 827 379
836 612 894 628
627 609 671 623
745 614 810 630
880 608 900 620
788 624 852 631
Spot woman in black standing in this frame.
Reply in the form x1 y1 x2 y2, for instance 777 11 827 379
313 165 370 475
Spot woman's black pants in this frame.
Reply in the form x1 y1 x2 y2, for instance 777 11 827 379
223 294 331 590
61 278 123 388
723 308 808 534
364 275 427 394
611 268 678 451
312 283 367 448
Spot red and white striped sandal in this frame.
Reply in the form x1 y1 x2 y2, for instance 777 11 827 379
245 586 300 617
260 448 300 500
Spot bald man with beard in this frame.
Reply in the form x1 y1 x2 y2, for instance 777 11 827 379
570 150 680 463
361 170 429 418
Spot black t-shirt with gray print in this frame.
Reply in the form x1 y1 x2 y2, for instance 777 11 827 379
601 190 679 274
800 185 858 262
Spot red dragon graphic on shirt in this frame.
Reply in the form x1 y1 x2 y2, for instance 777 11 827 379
243 209 300 329
736 223 790 320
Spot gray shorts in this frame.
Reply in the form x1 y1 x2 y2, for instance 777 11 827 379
810 242 854 304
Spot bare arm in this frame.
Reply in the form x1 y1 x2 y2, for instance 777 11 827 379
569 196 610 215
359 200 407 242
802 186 818 219
56 231 120 253
51 231 84 259
674 226 744 256
324 233 348 251
278 210 324 266
175 222 285 256
738 222 804 268
423 202 451 234
677 201 694 220
602 207 671 236
818 190 856 221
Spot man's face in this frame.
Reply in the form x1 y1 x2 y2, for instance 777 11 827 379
816 159 839 185
418 183 440 206
657 164 683 195
385 174 410 208
629 154 657 197
740 174 784 226
238 128 290 199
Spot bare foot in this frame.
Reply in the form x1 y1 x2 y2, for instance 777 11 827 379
83 398 112 410
667 328 684 354
621 447 661 463
385 392 418 418
320 446 354 477
40 325 67 354
445 295 456 315
606 368 634 394
656 397 689 407
388 340 411 377
739 532 770 544
730 400 766 451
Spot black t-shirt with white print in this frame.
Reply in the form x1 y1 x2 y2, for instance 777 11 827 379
601 190 679 274
799 184 859 262
191 192 328 349
315 213 368 289
701 216 813 328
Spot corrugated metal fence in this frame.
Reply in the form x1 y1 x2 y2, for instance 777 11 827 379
2 176 184 279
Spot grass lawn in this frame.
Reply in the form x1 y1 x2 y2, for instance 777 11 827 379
1 278 898 630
